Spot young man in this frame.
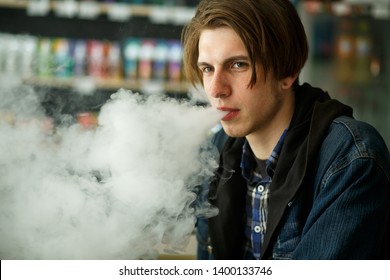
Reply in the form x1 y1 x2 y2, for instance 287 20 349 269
182 0 390 259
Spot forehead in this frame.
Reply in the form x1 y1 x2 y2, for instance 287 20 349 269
198 27 248 62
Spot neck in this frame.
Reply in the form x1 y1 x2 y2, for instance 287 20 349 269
246 93 295 160
246 123 288 160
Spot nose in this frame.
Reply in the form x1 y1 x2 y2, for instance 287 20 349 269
207 70 230 99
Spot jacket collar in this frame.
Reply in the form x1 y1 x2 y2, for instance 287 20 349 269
261 83 353 258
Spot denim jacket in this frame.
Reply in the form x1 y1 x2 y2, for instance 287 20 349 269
272 115 390 259
205 83 390 259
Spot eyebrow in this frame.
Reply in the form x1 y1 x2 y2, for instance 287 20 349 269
197 55 250 68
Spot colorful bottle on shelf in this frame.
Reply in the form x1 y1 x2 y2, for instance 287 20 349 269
71 40 87 77
106 41 122 79
167 40 182 82
153 40 168 80
87 40 105 78
138 39 155 80
52 38 73 78
123 38 140 80
354 20 372 84
335 19 355 83
37 38 53 77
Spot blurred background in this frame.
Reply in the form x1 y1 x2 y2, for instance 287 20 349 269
0 0 389 144
298 0 390 146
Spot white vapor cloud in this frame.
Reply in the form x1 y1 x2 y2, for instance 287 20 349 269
0 80 221 260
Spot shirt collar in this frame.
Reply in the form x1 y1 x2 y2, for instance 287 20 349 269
240 129 288 181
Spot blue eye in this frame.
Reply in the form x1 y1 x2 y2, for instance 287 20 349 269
202 66 213 73
233 62 246 68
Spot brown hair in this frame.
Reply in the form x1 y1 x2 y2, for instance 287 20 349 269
181 0 308 88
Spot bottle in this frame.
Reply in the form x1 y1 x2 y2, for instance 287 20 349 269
138 39 155 80
167 40 182 82
87 40 104 78
354 20 372 84
20 35 38 78
123 38 140 80
152 40 168 80
37 38 53 77
335 19 355 83
52 38 73 78
107 41 122 80
71 39 87 77
3 35 21 76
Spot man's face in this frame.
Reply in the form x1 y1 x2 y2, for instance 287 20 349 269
198 27 291 139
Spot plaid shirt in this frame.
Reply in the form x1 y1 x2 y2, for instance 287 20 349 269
240 129 287 259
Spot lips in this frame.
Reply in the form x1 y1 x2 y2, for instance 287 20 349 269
218 107 240 121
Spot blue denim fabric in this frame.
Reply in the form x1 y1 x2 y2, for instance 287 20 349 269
272 116 390 259
196 217 214 259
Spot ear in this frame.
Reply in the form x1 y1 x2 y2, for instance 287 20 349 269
280 73 299 90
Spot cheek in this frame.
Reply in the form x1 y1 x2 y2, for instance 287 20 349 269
202 80 214 101
206 95 218 107
202 77 212 91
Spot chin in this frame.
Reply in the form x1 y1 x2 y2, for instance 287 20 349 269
221 125 246 138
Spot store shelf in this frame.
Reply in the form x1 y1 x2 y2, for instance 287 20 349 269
0 0 25 9
0 0 155 15
0 0 195 24
23 76 190 94
0 0 192 118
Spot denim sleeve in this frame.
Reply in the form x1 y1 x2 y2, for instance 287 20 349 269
293 157 390 259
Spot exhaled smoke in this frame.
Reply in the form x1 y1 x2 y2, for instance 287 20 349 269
0 81 222 259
